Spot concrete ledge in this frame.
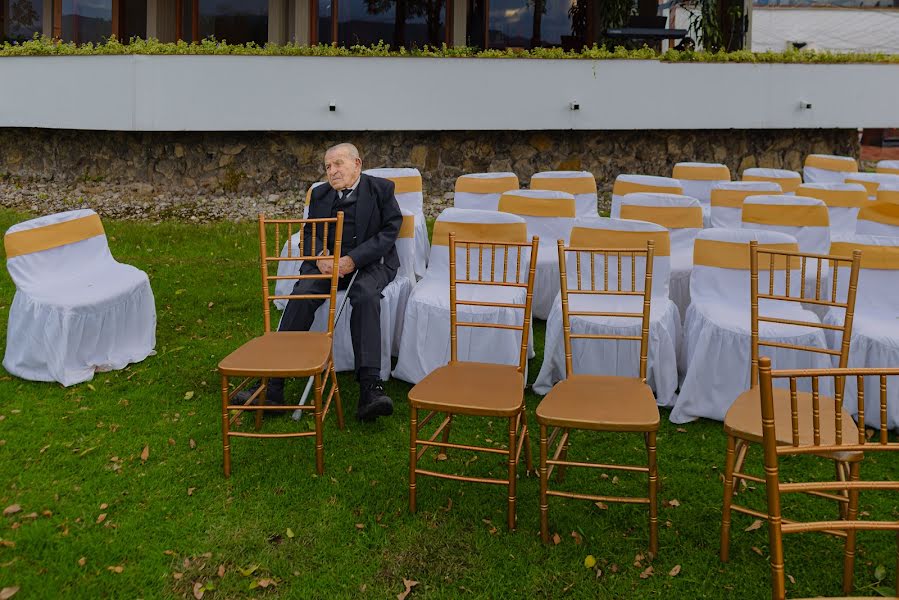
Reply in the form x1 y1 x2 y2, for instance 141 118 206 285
0 55 894 131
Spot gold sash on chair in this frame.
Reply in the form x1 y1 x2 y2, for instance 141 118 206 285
432 221 528 246
4 213 105 258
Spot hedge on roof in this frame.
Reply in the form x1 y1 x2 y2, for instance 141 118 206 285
1 35 898 63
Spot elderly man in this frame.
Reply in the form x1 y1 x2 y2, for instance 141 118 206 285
240 143 403 422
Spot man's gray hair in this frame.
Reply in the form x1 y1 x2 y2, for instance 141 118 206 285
325 142 361 161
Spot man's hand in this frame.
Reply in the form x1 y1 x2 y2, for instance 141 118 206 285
338 255 356 277
316 257 334 275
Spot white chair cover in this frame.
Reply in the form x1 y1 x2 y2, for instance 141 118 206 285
877 185 899 206
742 168 802 194
797 183 870 235
454 172 519 211
533 218 681 407
673 162 731 225
876 160 899 175
364 167 429 279
497 190 576 320
856 202 899 237
803 154 858 184
825 235 899 430
610 174 683 219
671 228 832 424
3 209 156 386
618 193 703 321
710 181 782 229
392 208 534 384
844 172 899 201
530 171 598 217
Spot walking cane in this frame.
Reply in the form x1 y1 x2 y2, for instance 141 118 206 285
292 269 359 421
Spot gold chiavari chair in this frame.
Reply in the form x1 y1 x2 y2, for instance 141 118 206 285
537 240 660 553
758 359 899 599
218 213 345 476
408 233 539 531
720 242 863 561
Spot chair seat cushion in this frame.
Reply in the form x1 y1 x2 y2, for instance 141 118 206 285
536 374 660 431
26 262 149 311
218 332 332 377
725 387 863 459
408 362 524 416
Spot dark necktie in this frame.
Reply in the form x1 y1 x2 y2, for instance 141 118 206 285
339 189 353 203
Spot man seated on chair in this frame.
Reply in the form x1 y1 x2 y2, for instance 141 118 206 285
239 142 403 422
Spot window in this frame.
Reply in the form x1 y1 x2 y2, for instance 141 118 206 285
1 0 43 43
319 0 448 47
176 0 268 45
468 0 590 49
59 0 112 44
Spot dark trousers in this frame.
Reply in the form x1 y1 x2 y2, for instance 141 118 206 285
279 263 394 380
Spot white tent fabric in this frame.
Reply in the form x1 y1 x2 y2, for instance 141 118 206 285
364 167 429 279
618 193 703 321
454 172 519 211
751 8 899 55
497 190 576 320
824 235 899 430
274 204 416 380
877 160 899 176
610 174 683 219
530 171 598 217
393 209 534 384
672 162 731 226
671 228 832 424
710 181 782 229
844 172 899 201
742 168 802 195
533 218 681 407
856 202 899 238
3 209 156 386
803 154 858 185
797 182 870 235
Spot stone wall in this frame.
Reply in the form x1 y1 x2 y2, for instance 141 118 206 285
0 128 859 220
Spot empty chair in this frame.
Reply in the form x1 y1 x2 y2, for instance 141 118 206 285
610 174 683 218
672 162 731 224
393 208 533 384
710 181 782 229
530 171 598 217
497 189 577 320
671 228 833 424
536 239 660 553
741 167 802 194
856 202 899 237
454 172 519 211
3 209 156 386
844 171 899 200
618 192 703 320
875 159 899 175
826 234 899 430
364 167 429 279
877 184 899 205
803 154 858 184
534 218 681 408
797 182 870 234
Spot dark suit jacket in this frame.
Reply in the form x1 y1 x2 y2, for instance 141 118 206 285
301 173 403 274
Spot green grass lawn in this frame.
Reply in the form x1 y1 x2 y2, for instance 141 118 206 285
0 208 895 599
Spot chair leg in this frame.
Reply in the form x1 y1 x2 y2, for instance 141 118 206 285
221 374 231 478
409 405 418 514
556 429 570 483
521 407 533 474
720 433 738 562
440 414 453 458
255 377 266 431
313 372 324 475
507 414 518 531
646 430 659 556
539 424 550 543
330 363 344 430
835 460 850 519
842 461 861 595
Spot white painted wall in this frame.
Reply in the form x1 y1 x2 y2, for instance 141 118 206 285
1 55 897 131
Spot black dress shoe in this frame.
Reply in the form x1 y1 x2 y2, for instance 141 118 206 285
234 383 287 416
356 380 394 423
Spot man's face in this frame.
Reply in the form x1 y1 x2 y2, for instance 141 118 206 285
324 149 362 191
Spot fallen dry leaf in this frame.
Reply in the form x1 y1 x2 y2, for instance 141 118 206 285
669 564 681 577
173 573 183 580
217 564 225 578
0 587 19 600
187 488 196 497
595 502 608 510
787 574 796 585
355 523 365 530
664 499 681 508
100 503 108 510
184 392 195 401
676 428 688 433
552 533 561 545
571 531 583 545
168 438 176 446
96 514 107 524
22 513 37 520
163 550 175 556
745 519 763 532
78 557 86 567
751 546 764 556
3 505 22 517
639 566 654 579
140 445 150 462
611 476 620 485
0 541 14 548
192 581 204 599
435 452 448 461
107 565 124 574
397 578 419 600
584 555 596 569
610 563 619 573
189 439 197 449
286 528 295 538
257 578 276 588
